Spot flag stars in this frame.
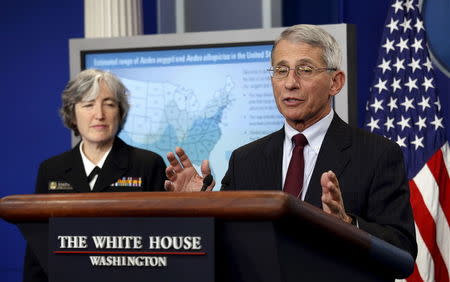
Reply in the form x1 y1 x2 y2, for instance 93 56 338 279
423 57 433 72
401 96 415 112
386 18 399 33
384 117 395 131
397 115 411 131
405 77 418 92
422 76 434 92
374 78 388 94
403 0 415 12
393 58 406 72
417 96 431 111
367 117 380 132
415 116 427 131
408 58 421 73
411 38 423 53
364 0 447 170
388 97 398 112
411 135 424 150
396 135 407 148
392 0 404 13
431 115 444 130
399 18 412 32
370 98 384 113
378 58 391 73
382 38 395 54
435 98 441 111
396 38 409 53
391 77 402 92
414 19 425 33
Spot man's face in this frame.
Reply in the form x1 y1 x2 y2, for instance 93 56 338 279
271 39 344 131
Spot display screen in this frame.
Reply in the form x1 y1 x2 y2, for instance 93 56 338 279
84 43 284 188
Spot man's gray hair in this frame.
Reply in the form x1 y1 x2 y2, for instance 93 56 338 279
272 24 342 69
59 69 130 136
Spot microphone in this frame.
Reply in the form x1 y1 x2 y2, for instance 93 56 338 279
201 174 213 191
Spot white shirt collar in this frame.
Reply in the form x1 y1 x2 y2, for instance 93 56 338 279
79 141 113 177
284 109 334 153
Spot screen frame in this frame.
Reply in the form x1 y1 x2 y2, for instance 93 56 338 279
69 24 357 145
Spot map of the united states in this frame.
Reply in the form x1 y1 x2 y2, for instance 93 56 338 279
118 76 234 166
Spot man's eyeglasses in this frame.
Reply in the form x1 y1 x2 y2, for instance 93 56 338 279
267 65 337 79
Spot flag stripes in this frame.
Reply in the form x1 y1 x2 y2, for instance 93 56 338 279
410 145 450 281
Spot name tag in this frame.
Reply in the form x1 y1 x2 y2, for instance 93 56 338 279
111 177 142 187
49 181 74 191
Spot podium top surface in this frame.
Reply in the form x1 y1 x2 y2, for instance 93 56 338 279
0 191 364 242
0 191 325 219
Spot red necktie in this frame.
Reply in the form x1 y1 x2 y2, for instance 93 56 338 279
284 134 308 198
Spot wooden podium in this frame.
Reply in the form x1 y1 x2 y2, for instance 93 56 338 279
0 191 414 282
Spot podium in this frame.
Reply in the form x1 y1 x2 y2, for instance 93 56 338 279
0 191 414 281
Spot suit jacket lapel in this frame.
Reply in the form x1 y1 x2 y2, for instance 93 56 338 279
64 143 91 193
305 114 351 208
263 128 284 190
92 138 128 192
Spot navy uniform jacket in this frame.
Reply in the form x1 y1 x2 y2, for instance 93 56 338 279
23 137 166 282
222 114 418 259
35 137 166 193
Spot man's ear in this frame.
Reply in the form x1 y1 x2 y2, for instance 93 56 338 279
329 70 345 97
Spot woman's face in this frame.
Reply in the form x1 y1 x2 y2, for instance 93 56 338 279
74 82 120 147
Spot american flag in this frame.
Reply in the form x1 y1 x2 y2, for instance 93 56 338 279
364 0 450 281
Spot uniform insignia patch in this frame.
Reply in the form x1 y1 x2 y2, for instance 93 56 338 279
48 181 74 190
111 177 142 187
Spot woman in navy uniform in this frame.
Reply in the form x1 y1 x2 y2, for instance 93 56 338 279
23 69 167 282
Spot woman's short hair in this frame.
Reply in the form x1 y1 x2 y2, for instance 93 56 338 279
59 69 130 136
272 24 342 69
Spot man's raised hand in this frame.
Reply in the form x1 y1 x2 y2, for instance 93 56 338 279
164 147 215 192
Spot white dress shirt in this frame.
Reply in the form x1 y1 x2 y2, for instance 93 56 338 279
282 110 334 200
79 141 112 190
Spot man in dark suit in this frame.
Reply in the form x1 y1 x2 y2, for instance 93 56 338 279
24 69 166 282
164 24 417 259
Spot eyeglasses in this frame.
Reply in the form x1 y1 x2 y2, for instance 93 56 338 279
267 65 337 79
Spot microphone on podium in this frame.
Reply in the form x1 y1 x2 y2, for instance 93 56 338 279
201 174 213 191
